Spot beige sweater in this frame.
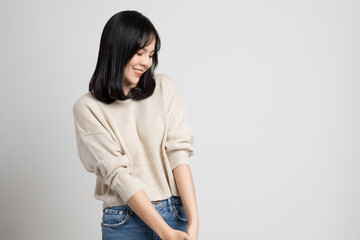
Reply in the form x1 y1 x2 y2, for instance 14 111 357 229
73 73 195 210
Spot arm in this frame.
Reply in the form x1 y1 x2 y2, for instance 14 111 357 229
162 75 198 237
126 190 179 239
73 100 144 203
173 164 199 238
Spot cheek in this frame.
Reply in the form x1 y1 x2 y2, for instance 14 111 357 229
126 59 136 71
148 59 153 68
124 65 133 79
129 56 140 65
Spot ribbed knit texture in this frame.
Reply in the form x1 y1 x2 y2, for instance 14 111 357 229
73 73 195 210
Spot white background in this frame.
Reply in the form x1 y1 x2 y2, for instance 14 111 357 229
1 0 359 239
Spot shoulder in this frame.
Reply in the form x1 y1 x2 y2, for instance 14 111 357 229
73 92 103 117
72 92 113 133
154 73 178 93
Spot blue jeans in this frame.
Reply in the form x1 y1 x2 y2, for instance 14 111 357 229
101 196 188 240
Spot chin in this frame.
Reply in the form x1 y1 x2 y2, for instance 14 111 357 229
133 77 140 84
130 78 140 86
124 74 140 88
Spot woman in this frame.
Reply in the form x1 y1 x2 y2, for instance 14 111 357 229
73 10 199 240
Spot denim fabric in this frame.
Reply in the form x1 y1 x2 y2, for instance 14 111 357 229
101 196 188 240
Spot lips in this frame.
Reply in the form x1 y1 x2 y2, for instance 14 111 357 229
133 68 145 77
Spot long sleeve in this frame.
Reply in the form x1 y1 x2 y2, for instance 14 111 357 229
163 76 195 170
73 100 144 204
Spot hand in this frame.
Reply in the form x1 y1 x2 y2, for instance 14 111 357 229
186 223 199 240
163 229 192 240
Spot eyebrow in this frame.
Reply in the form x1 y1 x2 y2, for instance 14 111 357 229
140 47 155 53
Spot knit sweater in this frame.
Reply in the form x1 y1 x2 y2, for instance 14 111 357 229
72 73 195 210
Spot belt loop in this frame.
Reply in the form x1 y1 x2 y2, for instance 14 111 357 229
168 196 174 213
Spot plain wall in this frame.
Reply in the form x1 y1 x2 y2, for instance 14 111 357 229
1 0 359 239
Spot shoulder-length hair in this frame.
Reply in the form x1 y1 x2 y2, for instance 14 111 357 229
89 10 161 104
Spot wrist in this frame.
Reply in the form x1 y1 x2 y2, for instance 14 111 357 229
158 225 174 239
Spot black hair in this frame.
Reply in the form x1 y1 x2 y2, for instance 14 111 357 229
89 10 161 104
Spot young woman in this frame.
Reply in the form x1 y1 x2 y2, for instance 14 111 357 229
73 10 199 240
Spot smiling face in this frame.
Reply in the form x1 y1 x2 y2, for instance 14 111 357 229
123 36 156 95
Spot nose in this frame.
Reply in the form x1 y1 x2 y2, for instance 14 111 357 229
140 55 152 68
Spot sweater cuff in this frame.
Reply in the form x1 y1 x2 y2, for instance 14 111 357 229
113 173 144 204
167 150 190 171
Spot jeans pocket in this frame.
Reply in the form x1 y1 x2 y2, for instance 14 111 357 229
101 208 130 228
173 203 188 222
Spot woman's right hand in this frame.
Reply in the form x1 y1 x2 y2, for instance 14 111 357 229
163 229 192 240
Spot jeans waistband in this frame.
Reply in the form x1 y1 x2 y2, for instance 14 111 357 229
103 196 183 214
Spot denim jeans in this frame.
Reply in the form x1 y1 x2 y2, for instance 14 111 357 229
101 196 188 240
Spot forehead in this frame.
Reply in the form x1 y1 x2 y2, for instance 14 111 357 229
140 42 155 53
140 33 156 49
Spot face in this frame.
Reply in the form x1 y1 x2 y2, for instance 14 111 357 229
123 37 156 95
